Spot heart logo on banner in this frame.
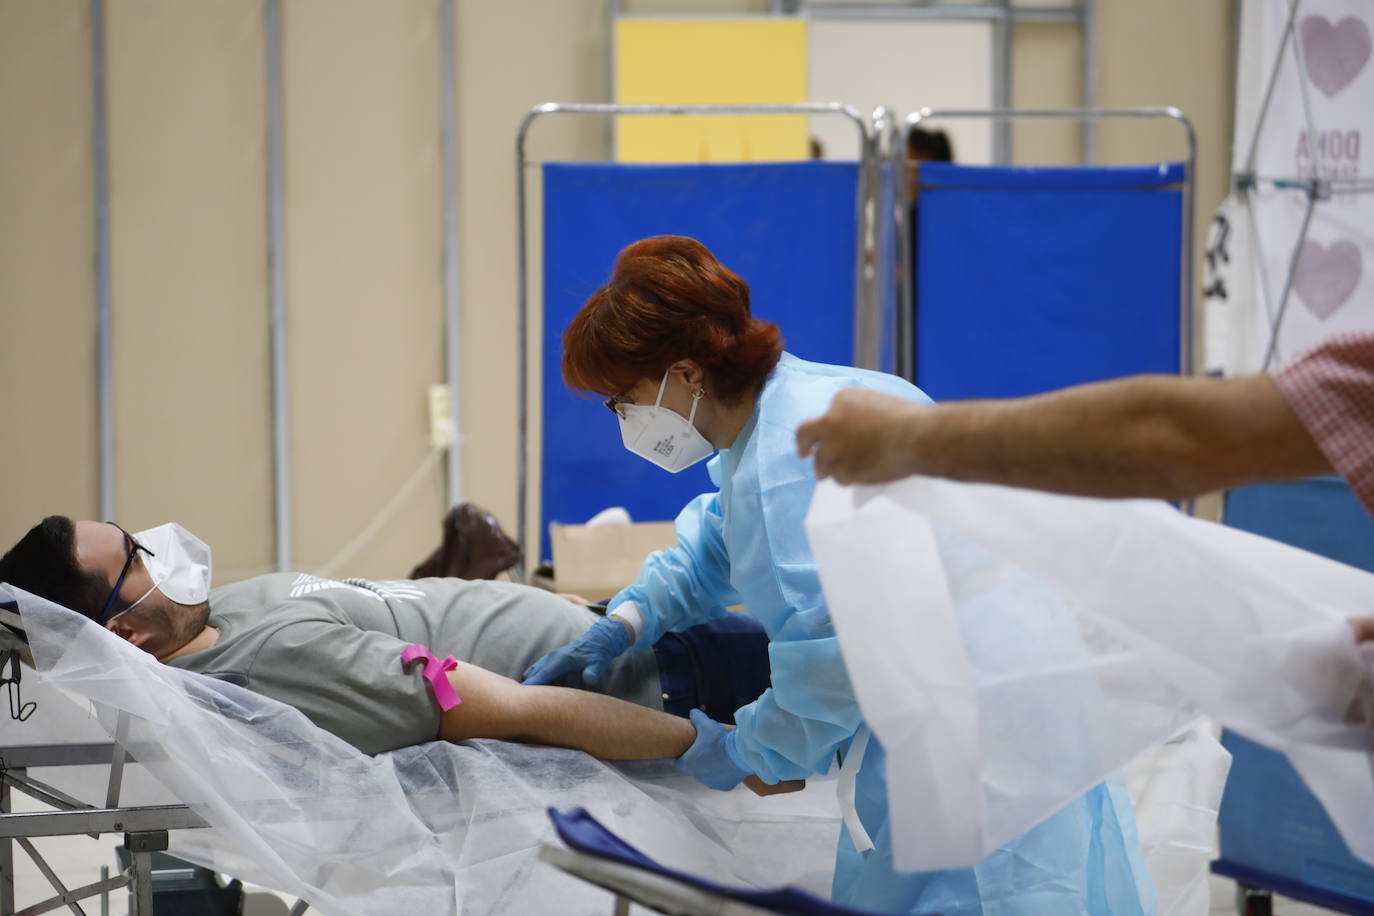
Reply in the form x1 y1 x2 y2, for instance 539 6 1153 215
1300 15 1372 97
1294 239 1363 319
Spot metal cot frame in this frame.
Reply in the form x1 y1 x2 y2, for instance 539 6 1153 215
513 102 876 577
894 107 1198 382
0 605 312 916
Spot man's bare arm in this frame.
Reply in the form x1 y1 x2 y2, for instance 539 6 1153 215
797 374 1333 499
438 662 695 759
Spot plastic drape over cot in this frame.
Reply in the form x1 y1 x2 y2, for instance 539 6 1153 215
5 585 843 916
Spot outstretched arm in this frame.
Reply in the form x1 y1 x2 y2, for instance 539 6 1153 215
797 374 1332 499
440 662 695 760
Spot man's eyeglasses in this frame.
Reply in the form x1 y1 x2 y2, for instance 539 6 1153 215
98 523 154 625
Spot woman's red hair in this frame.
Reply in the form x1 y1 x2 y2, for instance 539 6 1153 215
562 236 784 404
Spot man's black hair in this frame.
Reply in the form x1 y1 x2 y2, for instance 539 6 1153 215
0 516 108 621
906 126 954 163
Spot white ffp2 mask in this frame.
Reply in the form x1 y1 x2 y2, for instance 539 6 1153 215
617 372 716 473
129 523 213 607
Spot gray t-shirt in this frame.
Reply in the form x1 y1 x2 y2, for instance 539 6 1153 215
168 573 661 755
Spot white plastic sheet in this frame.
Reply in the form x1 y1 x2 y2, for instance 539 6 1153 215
806 477 1374 874
1122 723 1232 916
4 586 843 916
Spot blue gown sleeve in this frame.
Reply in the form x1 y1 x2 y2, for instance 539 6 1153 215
607 491 742 648
727 472 863 784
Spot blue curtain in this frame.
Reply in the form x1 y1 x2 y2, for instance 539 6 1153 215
539 162 860 561
915 161 1184 400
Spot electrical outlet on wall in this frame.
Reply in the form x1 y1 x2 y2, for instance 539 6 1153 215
428 384 454 449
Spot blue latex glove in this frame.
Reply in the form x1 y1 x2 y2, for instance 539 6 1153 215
674 708 753 791
521 615 631 687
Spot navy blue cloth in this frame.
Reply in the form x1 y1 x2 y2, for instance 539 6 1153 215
914 161 1183 402
1215 477 1374 908
652 612 771 725
540 162 861 560
548 807 898 916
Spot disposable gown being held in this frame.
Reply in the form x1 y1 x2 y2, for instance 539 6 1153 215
807 475 1374 875
532 352 1158 914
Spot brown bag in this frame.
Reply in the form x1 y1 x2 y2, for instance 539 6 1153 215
409 502 521 581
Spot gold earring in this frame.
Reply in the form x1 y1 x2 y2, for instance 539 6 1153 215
692 387 705 399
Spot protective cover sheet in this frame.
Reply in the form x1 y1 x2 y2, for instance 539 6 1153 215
806 477 1374 873
5 586 842 916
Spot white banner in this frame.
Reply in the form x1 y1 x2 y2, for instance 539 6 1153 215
1209 0 1373 374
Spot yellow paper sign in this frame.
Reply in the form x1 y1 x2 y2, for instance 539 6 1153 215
615 19 809 163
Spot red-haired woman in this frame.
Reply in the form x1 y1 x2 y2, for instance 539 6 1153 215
522 236 1152 914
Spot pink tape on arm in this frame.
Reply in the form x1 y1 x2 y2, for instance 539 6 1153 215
400 644 462 712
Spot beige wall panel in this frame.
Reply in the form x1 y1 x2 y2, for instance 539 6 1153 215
1096 0 1234 369
0 1 96 548
1010 23 1082 165
283 0 445 579
809 20 994 164
456 0 608 556
105 1 272 583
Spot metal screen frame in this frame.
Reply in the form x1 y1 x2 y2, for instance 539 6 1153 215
903 107 1198 381
513 102 874 577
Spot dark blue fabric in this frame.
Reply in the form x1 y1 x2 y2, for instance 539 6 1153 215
914 162 1183 402
652 612 771 725
1215 477 1374 908
540 162 860 560
1223 477 1374 572
548 807 897 916
1216 733 1374 909
1212 859 1374 915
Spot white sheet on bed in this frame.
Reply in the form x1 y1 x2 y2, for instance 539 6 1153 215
6 586 843 916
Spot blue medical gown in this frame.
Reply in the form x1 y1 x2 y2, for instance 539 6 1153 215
609 353 1155 913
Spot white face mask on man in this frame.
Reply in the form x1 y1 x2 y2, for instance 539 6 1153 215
123 523 214 612
616 370 716 473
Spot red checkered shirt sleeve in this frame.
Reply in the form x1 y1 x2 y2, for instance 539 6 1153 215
1272 331 1374 515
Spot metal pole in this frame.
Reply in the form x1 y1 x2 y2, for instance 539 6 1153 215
104 712 129 810
992 1 1012 164
1080 0 1097 163
854 122 876 369
128 850 153 916
265 0 293 572
515 103 870 570
514 107 538 581
1262 191 1318 371
799 2 1079 22
892 118 914 382
1 773 13 916
1242 0 1302 176
439 0 463 507
1170 106 1198 376
1287 0 1326 182
14 836 85 916
91 0 113 523
861 108 888 373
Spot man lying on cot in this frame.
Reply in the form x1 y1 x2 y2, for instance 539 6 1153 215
797 330 1374 645
0 516 795 791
